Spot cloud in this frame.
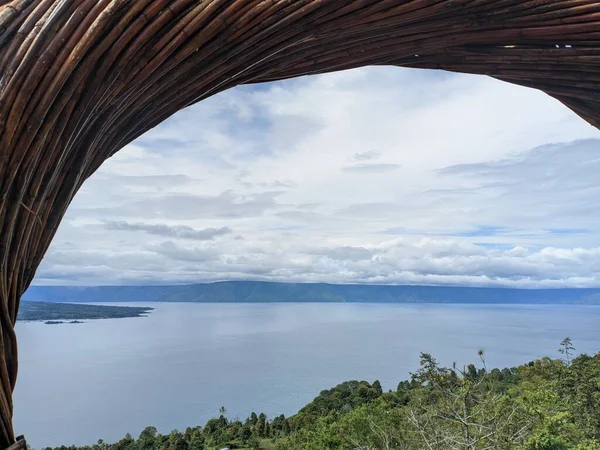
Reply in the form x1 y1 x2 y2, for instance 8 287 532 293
353 150 381 161
435 139 600 232
103 221 232 241
147 241 220 263
342 163 401 173
105 174 193 187
33 66 600 287
74 190 284 220
338 202 397 218
455 226 508 238
311 246 379 261
548 228 589 236
35 236 600 288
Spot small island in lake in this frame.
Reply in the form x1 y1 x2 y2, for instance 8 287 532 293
18 301 153 322
44 320 84 325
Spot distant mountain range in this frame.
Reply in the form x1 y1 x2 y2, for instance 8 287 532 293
22 281 600 304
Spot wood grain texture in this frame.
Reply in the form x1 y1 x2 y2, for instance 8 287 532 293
1 0 599 446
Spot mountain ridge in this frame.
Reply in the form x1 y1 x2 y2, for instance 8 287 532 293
22 281 600 304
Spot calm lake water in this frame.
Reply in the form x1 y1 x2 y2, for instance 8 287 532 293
13 302 600 448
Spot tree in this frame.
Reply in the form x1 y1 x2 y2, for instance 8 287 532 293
188 429 205 450
337 400 407 450
249 412 258 425
138 427 158 450
372 380 383 396
558 353 600 441
406 352 531 449
168 430 188 450
559 337 576 366
256 413 267 437
239 425 252 443
113 434 135 450
397 380 411 392
282 419 291 436
356 383 378 401
248 434 261 450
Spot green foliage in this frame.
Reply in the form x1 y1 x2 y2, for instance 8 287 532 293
403 353 531 449
291 379 384 430
46 341 599 450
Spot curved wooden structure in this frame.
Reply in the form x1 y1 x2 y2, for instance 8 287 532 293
1 0 600 446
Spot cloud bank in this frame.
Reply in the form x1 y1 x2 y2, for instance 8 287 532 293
34 67 600 287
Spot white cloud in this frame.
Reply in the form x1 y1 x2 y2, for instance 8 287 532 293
103 221 232 241
342 163 402 173
34 67 600 287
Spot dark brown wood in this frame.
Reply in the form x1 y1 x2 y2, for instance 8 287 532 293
1 0 599 446
4 436 24 450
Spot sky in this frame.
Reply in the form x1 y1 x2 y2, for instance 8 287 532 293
33 67 600 288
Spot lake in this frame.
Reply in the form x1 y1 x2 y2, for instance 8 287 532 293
13 302 600 448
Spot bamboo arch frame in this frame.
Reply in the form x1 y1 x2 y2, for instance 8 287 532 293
1 0 600 446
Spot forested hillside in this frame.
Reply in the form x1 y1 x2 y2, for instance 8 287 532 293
42 339 600 450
